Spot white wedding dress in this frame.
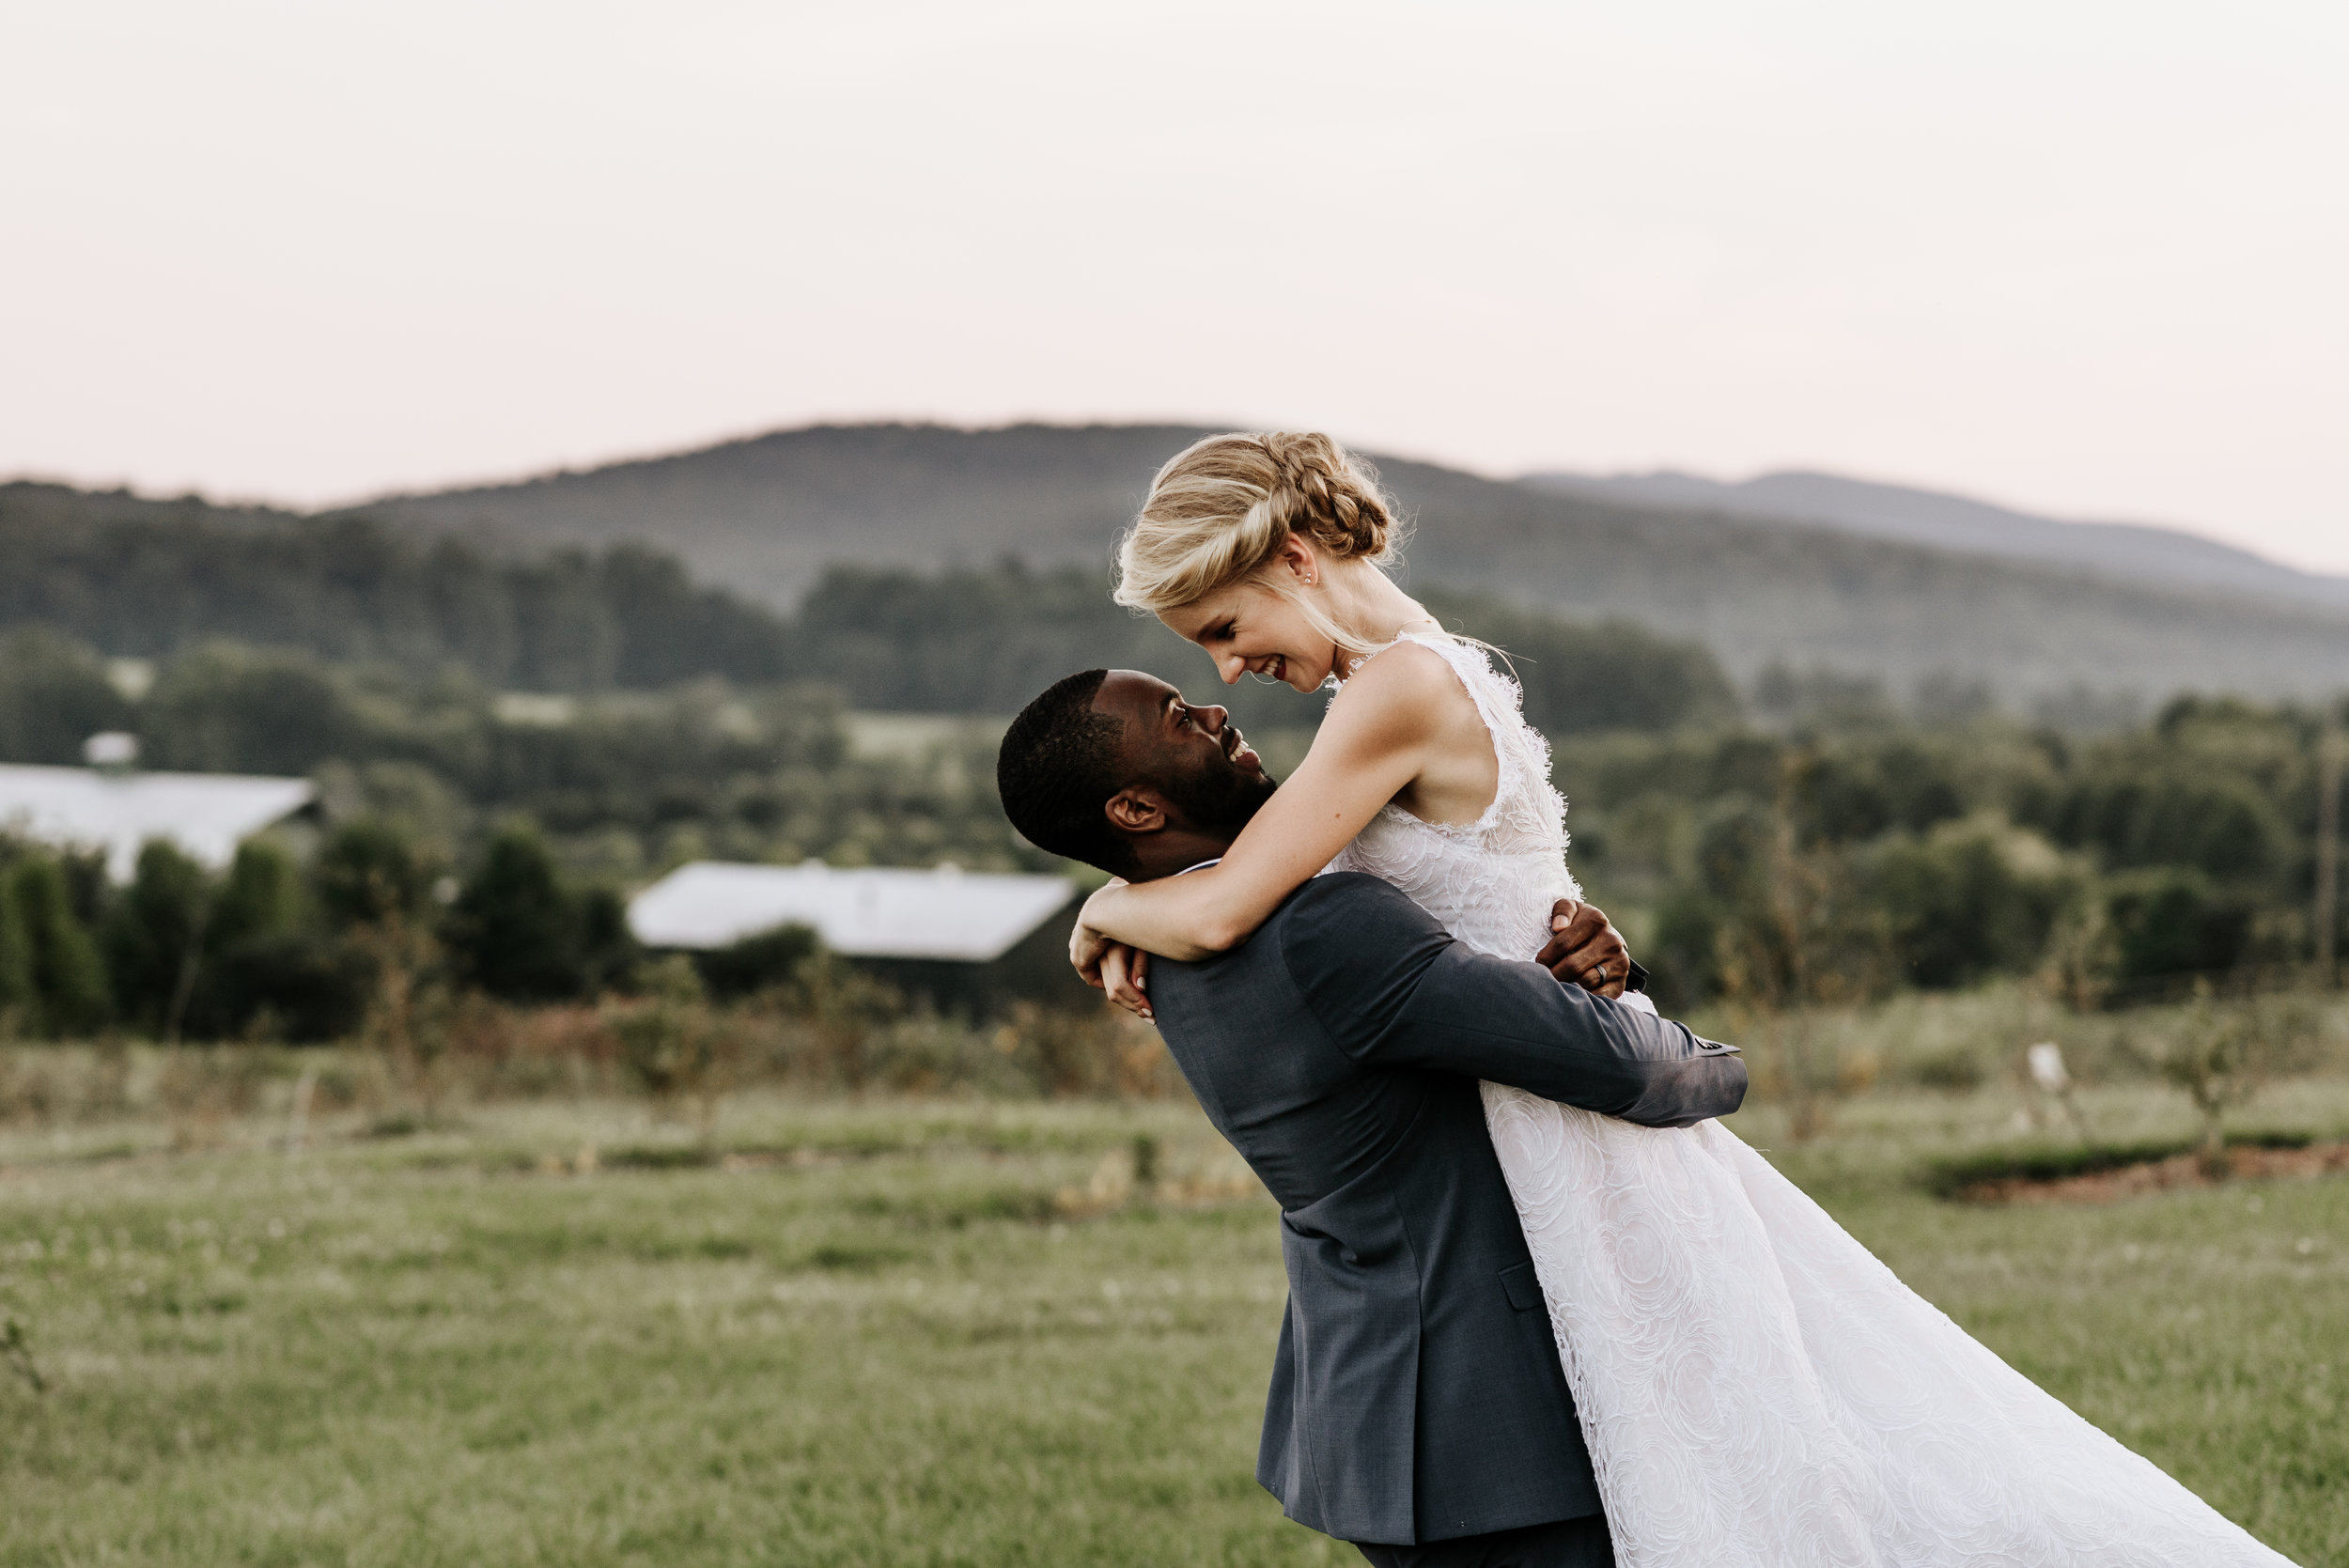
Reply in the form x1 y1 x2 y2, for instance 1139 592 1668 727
1325 632 2295 1568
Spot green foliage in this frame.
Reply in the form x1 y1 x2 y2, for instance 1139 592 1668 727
2097 868 2254 987
786 952 907 1091
194 841 370 1044
198 931 375 1045
0 1314 43 1395
0 634 933 880
100 843 209 1039
2 855 109 1038
1866 817 2084 989
0 869 29 1032
608 956 739 1135
0 485 798 691
0 629 132 765
208 839 304 948
691 923 820 1000
314 818 436 929
2054 769 2286 884
1420 588 1739 734
142 645 360 775
443 827 635 1002
1914 1136 2273 1200
1569 698 2342 1007
780 562 1739 735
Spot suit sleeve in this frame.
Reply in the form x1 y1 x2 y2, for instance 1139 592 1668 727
1277 875 1746 1128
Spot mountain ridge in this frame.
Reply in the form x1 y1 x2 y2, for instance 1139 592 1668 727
352 422 2349 705
1520 468 2349 612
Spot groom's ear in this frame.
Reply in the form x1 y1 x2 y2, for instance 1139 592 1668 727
1103 786 1170 837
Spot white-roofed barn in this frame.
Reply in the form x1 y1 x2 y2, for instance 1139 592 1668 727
628 860 1090 1015
0 755 317 882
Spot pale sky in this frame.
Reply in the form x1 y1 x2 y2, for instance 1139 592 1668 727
6 2 2344 572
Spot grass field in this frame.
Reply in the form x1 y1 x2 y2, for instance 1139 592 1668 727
2 1082 2345 1567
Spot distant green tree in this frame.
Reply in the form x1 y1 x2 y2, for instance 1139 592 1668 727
186 839 371 1043
0 488 799 692
102 841 211 1038
314 818 435 930
0 628 132 765
142 645 358 776
0 860 32 1032
1865 817 2084 989
2098 866 2252 987
443 826 632 1001
2053 769 2285 885
781 561 1740 735
692 923 820 1000
208 838 305 948
575 884 639 996
1420 589 1740 735
5 855 109 1037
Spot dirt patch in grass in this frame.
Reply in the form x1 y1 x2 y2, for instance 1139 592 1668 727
1955 1139 2349 1204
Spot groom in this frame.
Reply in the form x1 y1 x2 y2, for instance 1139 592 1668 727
996 669 1747 1568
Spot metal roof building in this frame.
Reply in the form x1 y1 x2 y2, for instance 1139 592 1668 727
0 762 316 882
628 860 1076 962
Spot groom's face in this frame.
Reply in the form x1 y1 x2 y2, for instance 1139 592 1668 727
1091 670 1278 848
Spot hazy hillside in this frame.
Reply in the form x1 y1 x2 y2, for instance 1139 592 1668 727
0 481 799 691
0 481 1735 734
364 424 2349 704
1521 468 2349 613
365 424 1190 600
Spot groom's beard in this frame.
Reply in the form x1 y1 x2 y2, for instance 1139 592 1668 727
1162 755 1277 836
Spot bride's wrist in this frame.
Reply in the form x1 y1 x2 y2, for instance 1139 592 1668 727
1081 881 1128 924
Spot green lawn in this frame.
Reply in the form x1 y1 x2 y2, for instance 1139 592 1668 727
2 1086 2343 1566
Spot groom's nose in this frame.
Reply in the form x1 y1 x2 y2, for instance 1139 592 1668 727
1197 703 1230 735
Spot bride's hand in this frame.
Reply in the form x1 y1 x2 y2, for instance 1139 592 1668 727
1098 942 1152 1020
1071 881 1154 1019
1069 899 1118 986
1067 882 1125 982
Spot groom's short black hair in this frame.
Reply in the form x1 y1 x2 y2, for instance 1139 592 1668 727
996 669 1136 876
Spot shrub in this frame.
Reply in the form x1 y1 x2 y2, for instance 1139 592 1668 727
1866 816 2083 989
315 818 436 930
442 826 634 1001
4 855 109 1038
692 923 819 1000
609 955 736 1136
2099 866 2252 986
101 841 210 1037
0 627 132 765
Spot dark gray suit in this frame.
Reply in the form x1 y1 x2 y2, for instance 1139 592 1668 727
1147 874 1746 1553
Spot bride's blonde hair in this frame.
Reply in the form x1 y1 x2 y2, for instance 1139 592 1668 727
1112 432 1406 660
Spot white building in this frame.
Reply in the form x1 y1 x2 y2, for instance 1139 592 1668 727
0 758 316 882
628 859 1075 962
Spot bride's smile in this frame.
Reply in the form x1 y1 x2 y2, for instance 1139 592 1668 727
1157 534 1440 696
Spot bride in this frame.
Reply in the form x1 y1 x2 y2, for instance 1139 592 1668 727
1066 430 2295 1567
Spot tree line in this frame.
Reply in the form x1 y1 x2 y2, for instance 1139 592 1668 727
1 482 1739 732
1 483 795 691
0 628 1027 881
0 819 635 1043
1562 695 2346 1010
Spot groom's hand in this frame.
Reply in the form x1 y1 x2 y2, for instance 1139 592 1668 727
1536 898 1631 1000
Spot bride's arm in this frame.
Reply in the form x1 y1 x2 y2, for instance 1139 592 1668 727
1075 648 1452 965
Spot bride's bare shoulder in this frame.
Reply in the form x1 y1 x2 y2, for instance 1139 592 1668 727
1325 638 1476 738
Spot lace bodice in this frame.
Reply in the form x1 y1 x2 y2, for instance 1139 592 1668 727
1324 632 1580 962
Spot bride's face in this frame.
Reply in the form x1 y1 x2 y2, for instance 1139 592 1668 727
1160 577 1335 694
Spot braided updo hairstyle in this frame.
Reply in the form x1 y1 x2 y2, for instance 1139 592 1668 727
1112 432 1404 618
